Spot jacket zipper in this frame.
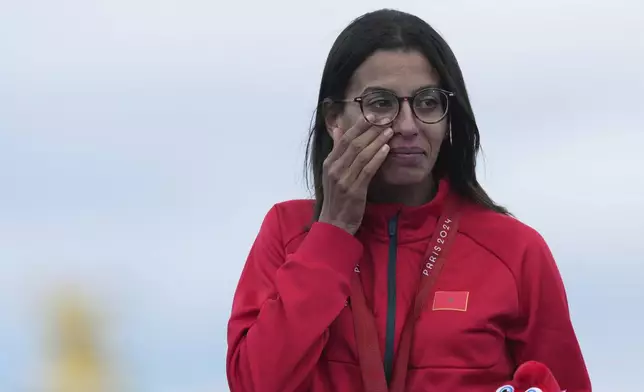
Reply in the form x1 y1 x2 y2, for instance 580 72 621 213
383 214 398 384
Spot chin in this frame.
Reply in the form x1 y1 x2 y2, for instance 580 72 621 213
378 167 429 186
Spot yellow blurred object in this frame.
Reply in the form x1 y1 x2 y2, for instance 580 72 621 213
48 291 109 392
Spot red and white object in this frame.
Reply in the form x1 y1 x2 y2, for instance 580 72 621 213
495 361 565 392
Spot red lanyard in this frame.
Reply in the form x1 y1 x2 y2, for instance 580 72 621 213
350 197 462 392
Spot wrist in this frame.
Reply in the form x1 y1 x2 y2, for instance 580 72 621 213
318 216 358 235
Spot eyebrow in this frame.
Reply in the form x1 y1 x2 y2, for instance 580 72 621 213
361 84 441 96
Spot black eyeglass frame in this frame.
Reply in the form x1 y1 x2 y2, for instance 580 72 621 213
332 87 455 126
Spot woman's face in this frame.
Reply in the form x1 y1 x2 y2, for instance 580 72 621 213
334 49 448 188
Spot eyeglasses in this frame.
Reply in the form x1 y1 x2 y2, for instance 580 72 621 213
334 88 455 126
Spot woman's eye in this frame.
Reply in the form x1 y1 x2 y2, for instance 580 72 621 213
495 386 514 392
370 99 394 108
416 98 438 108
525 388 543 392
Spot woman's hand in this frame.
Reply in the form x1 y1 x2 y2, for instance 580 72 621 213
318 115 394 235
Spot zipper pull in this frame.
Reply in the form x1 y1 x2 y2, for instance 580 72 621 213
388 216 398 237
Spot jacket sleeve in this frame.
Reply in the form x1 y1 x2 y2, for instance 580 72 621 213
507 233 592 392
226 204 364 392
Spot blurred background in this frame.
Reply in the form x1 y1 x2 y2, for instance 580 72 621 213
1 0 642 390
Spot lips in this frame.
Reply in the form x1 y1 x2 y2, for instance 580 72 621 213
388 146 425 155
386 146 426 166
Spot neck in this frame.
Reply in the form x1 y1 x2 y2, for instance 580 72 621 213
368 177 436 206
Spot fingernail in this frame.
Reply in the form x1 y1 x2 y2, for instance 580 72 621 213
384 128 394 137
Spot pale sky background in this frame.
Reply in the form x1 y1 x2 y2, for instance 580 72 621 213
1 0 643 391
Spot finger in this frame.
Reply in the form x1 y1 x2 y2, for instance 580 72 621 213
331 127 342 143
329 125 383 176
330 116 391 166
353 143 390 188
342 114 374 141
344 127 394 181
332 115 377 157
325 126 349 164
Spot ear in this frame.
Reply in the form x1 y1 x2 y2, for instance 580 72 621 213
322 98 341 137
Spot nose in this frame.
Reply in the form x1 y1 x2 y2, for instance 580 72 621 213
393 99 418 137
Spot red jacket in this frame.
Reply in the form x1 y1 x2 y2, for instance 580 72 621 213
226 180 591 392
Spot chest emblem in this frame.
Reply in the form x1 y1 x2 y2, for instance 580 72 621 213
432 290 469 311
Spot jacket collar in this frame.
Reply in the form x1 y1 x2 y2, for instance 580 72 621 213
359 178 453 244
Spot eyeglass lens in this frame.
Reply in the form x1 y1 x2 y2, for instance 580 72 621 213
361 89 449 125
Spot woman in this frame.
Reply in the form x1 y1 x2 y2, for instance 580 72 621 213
226 8 591 392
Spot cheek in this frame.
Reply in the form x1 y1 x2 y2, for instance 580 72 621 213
422 123 448 153
338 105 364 130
